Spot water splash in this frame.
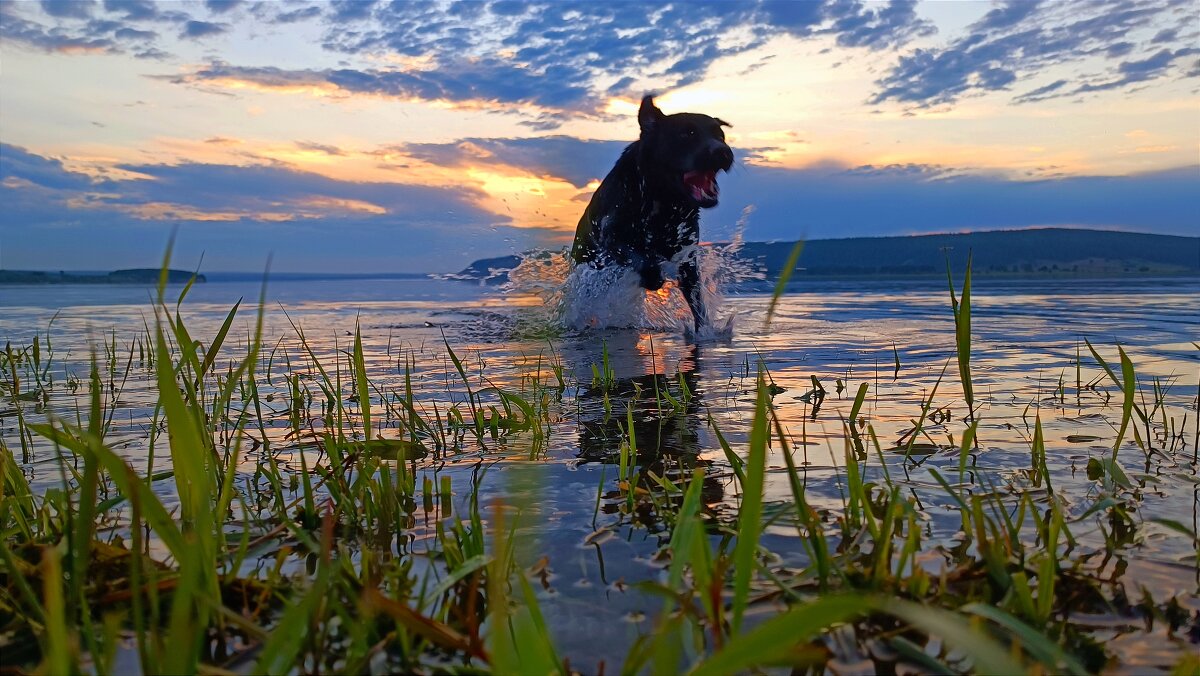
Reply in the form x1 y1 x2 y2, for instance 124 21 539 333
559 260 691 332
494 206 761 338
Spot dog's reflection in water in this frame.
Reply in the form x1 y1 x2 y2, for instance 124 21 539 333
572 344 725 526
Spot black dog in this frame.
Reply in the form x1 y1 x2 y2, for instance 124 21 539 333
570 96 733 331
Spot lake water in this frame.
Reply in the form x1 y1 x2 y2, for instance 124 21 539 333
1 274 1197 672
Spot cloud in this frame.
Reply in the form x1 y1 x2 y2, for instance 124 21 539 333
101 0 160 21
1106 41 1135 58
9 0 938 121
1 142 540 271
317 1 751 111
204 0 242 14
1074 47 1200 94
831 0 935 50
1150 28 1178 44
327 0 376 22
1 0 178 56
517 112 574 132
972 0 1041 31
295 141 346 156
181 20 226 39
40 0 94 19
269 5 321 24
1 143 100 191
1013 78 1069 104
14 0 1195 120
133 45 170 59
0 142 498 225
758 0 826 31
870 0 1199 107
165 60 596 117
114 25 155 40
164 1 934 122
162 61 333 92
0 9 114 54
397 136 630 188
122 162 493 225
840 163 961 179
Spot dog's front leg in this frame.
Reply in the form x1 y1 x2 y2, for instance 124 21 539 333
625 249 665 291
679 257 707 331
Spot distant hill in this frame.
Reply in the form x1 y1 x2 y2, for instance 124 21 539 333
455 228 1199 284
448 255 523 284
744 229 1199 278
0 268 204 285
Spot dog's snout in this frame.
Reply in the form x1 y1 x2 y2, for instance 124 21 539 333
713 145 733 170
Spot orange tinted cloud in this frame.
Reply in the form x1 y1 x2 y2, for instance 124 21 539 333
152 136 587 230
119 202 294 222
62 188 386 223
296 196 387 215
49 135 592 232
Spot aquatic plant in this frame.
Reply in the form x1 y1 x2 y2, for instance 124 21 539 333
1 253 1197 674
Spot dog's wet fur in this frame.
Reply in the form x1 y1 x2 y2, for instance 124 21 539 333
570 96 733 331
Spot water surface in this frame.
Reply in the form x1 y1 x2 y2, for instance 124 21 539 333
2 275 1197 672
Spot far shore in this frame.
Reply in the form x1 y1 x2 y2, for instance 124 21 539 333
0 269 204 285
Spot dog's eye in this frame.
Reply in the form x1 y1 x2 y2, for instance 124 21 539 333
683 128 696 137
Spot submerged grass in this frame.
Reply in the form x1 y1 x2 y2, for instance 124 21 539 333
0 252 1197 674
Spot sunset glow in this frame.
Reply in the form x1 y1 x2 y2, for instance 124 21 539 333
1 0 1195 272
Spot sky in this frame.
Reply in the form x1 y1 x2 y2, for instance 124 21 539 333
1 0 1197 273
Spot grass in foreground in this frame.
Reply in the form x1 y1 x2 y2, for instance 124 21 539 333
0 254 1197 674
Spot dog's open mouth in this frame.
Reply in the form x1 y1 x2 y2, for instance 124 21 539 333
682 170 719 205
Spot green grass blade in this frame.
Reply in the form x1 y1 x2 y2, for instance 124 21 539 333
1112 344 1136 462
254 577 325 673
952 252 975 416
962 603 1088 675
156 229 176 302
958 418 979 484
888 600 1024 675
154 316 213 536
690 596 870 676
731 370 770 634
514 574 565 675
846 382 869 456
353 319 371 440
1083 338 1120 389
708 414 746 486
40 546 75 676
1 439 35 539
198 299 241 377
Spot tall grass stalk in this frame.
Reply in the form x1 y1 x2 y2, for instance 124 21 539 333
730 368 770 634
947 252 975 419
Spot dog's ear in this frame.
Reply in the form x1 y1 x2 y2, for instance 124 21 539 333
638 95 665 132
715 118 732 128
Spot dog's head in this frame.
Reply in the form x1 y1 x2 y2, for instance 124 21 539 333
636 95 733 209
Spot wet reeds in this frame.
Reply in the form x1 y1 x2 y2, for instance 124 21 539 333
0 253 1197 674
